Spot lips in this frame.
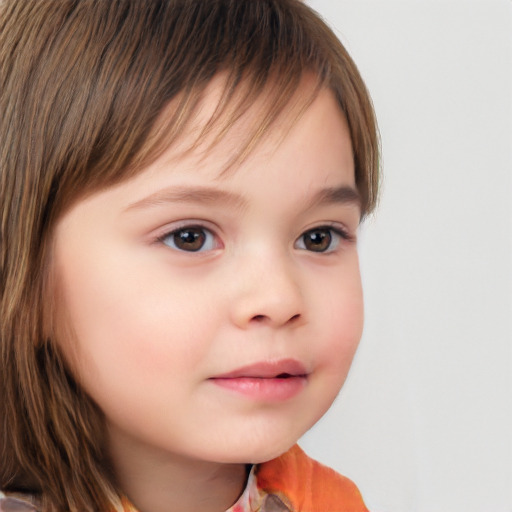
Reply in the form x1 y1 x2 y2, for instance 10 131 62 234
212 359 308 379
210 359 308 401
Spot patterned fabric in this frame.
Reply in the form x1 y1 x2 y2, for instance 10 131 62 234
0 491 38 511
227 466 269 512
0 445 367 512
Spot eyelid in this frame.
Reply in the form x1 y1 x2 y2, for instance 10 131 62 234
304 222 355 240
152 218 218 239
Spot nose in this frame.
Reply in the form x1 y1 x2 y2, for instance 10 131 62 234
229 250 305 329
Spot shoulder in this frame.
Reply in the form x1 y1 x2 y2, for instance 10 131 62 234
255 444 369 512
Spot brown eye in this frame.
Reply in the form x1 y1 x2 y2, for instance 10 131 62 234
302 229 332 252
295 227 347 253
162 226 215 252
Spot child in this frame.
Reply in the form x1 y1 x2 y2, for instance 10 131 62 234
0 1 379 511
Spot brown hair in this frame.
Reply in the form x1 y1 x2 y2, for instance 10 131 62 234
0 0 379 510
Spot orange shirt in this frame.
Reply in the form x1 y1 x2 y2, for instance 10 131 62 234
254 444 369 512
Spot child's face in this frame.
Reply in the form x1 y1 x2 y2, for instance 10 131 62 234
52 81 363 466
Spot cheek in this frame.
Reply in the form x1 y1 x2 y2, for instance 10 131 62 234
52 263 216 435
53 247 217 389
315 265 364 379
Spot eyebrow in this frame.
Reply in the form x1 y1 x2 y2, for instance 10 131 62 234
306 185 361 210
125 184 361 212
125 186 247 211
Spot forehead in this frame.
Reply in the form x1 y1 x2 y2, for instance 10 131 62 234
138 73 350 180
119 83 356 211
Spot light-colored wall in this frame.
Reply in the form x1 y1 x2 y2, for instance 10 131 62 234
299 2 512 511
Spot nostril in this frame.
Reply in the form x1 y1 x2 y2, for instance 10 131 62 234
248 312 302 326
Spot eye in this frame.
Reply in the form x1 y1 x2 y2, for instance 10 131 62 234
295 227 347 253
160 226 217 252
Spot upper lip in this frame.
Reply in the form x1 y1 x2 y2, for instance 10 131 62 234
212 359 308 379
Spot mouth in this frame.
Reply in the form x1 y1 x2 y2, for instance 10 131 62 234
209 359 308 401
212 359 308 379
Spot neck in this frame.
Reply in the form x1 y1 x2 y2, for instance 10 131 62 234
107 426 248 512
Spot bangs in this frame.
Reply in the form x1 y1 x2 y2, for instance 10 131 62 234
122 0 330 173
131 70 324 178
1 0 375 217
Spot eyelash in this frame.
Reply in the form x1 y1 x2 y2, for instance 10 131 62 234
157 224 353 254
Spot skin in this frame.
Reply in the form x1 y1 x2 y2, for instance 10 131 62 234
52 81 364 512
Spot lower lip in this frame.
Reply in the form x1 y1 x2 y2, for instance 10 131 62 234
210 376 306 401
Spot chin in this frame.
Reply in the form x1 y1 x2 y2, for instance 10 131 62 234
206 424 308 465
189 401 331 465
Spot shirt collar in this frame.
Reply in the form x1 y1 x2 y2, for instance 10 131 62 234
227 465 291 512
